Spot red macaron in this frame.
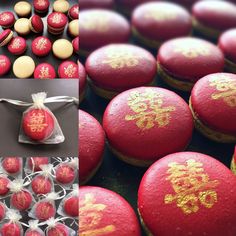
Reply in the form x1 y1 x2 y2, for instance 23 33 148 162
29 15 44 33
80 0 114 10
79 61 87 102
0 12 15 28
0 55 11 76
58 61 78 78
34 63 56 79
33 0 50 13
72 36 79 54
103 87 194 166
79 110 105 184
47 12 68 35
68 4 79 20
0 29 14 47
138 151 236 236
79 186 141 236
8 36 27 55
32 36 52 57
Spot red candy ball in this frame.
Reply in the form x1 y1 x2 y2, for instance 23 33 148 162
0 203 5 221
2 157 21 174
56 164 75 184
28 157 49 172
35 202 56 221
64 196 78 217
22 109 54 141
11 190 32 211
0 176 10 195
47 224 69 236
32 175 52 194
25 230 43 236
1 223 21 236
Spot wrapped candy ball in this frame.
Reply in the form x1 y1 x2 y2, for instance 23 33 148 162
25 231 43 236
0 175 10 195
55 163 76 185
1 222 22 236
25 220 44 236
0 202 5 221
63 195 78 217
11 190 33 211
31 175 53 195
35 201 56 221
47 223 69 236
28 157 49 172
2 157 21 175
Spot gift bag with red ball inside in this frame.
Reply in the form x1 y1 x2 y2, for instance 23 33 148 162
25 157 50 174
24 220 44 236
0 157 23 178
0 202 6 222
19 92 65 144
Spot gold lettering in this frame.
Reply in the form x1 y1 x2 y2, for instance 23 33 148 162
27 112 48 133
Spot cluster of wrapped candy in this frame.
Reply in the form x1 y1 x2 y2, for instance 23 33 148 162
0 157 78 236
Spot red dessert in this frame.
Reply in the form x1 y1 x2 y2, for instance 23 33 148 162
1 222 22 236
79 186 141 236
35 201 55 220
79 61 86 102
11 190 33 211
33 0 50 13
34 63 56 79
68 4 79 20
72 36 79 54
29 15 44 33
157 37 224 91
0 12 15 28
32 36 52 57
64 196 78 217
58 61 78 79
86 44 156 99
0 203 5 221
55 163 75 184
79 110 105 184
138 152 236 235
190 73 236 143
2 157 21 174
28 157 49 172
0 176 10 195
103 87 193 166
80 9 130 56
22 109 54 141
80 0 114 10
8 37 27 55
0 55 11 76
47 12 68 35
31 175 52 194
0 29 13 47
47 223 69 236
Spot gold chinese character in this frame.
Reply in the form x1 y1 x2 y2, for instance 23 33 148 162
79 194 116 236
209 75 236 107
144 9 176 21
37 0 46 6
0 13 10 22
102 47 140 69
15 192 26 209
64 65 77 77
39 66 50 79
27 112 48 132
11 38 21 49
125 88 175 130
52 13 62 24
164 159 219 214
36 38 47 50
73 6 79 15
0 59 6 67
82 13 109 32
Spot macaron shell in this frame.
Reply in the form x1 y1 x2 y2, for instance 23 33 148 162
190 73 236 135
79 186 141 236
138 152 236 235
103 87 193 161
58 61 78 78
68 4 79 19
8 37 27 55
34 63 56 79
79 61 86 95
0 55 11 76
0 12 15 28
33 0 50 12
32 36 52 57
30 15 44 33
47 12 68 29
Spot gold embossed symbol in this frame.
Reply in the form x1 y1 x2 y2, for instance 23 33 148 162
36 38 47 50
174 42 210 58
125 88 175 130
27 112 48 132
82 13 109 32
11 38 21 49
209 75 236 107
102 47 140 69
73 6 79 15
37 0 46 6
0 59 6 67
52 13 62 24
0 13 10 22
39 66 50 79
64 64 77 77
164 159 219 214
79 194 116 236
144 9 176 21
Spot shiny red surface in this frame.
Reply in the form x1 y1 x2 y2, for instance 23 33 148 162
8 37 27 55
31 36 52 57
31 175 52 195
30 15 44 33
0 203 5 222
55 164 75 184
35 202 55 221
0 55 11 76
28 157 49 172
11 190 32 211
2 157 21 174
1 223 21 236
0 176 9 195
68 4 79 20
33 0 50 12
58 61 78 79
64 196 78 217
34 63 56 79
47 12 67 29
0 12 15 28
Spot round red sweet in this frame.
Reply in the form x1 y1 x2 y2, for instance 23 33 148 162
190 73 236 135
0 29 12 43
0 55 11 76
1 223 21 236
35 202 56 221
80 0 114 10
79 186 141 236
8 37 27 55
33 0 50 13
11 190 32 211
157 37 224 82
30 15 44 33
58 61 78 79
0 12 15 28
79 110 105 183
79 62 86 96
32 36 52 57
31 175 52 194
138 152 236 235
218 29 236 64
25 230 43 236
132 2 192 43
22 108 54 141
80 9 130 54
2 157 21 174
0 203 5 221
28 157 49 171
0 176 10 195
86 44 156 92
68 4 79 20
103 87 193 164
72 36 79 53
64 196 78 217
34 63 56 79
47 12 68 30
55 164 75 184
192 1 236 32
47 224 69 236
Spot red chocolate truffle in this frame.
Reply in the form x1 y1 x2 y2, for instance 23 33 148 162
0 29 14 47
103 87 193 166
2 157 21 174
55 164 75 185
80 0 114 10
80 9 130 56
34 63 56 79
1 222 22 236
29 15 44 33
157 37 224 91
68 4 79 20
8 37 27 55
231 146 236 175
33 0 50 13
64 196 78 217
190 73 236 143
28 157 49 172
25 230 43 236
11 190 32 211
47 223 69 236
86 44 156 99
0 203 5 221
72 36 79 54
0 55 11 76
79 110 105 184
218 29 236 73
79 186 141 236
79 61 86 102
35 202 56 221
32 36 52 57
47 12 68 35
22 109 54 141
132 2 192 49
0 176 10 195
0 12 15 28
192 0 236 40
58 61 78 79
31 175 52 194
138 152 236 236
